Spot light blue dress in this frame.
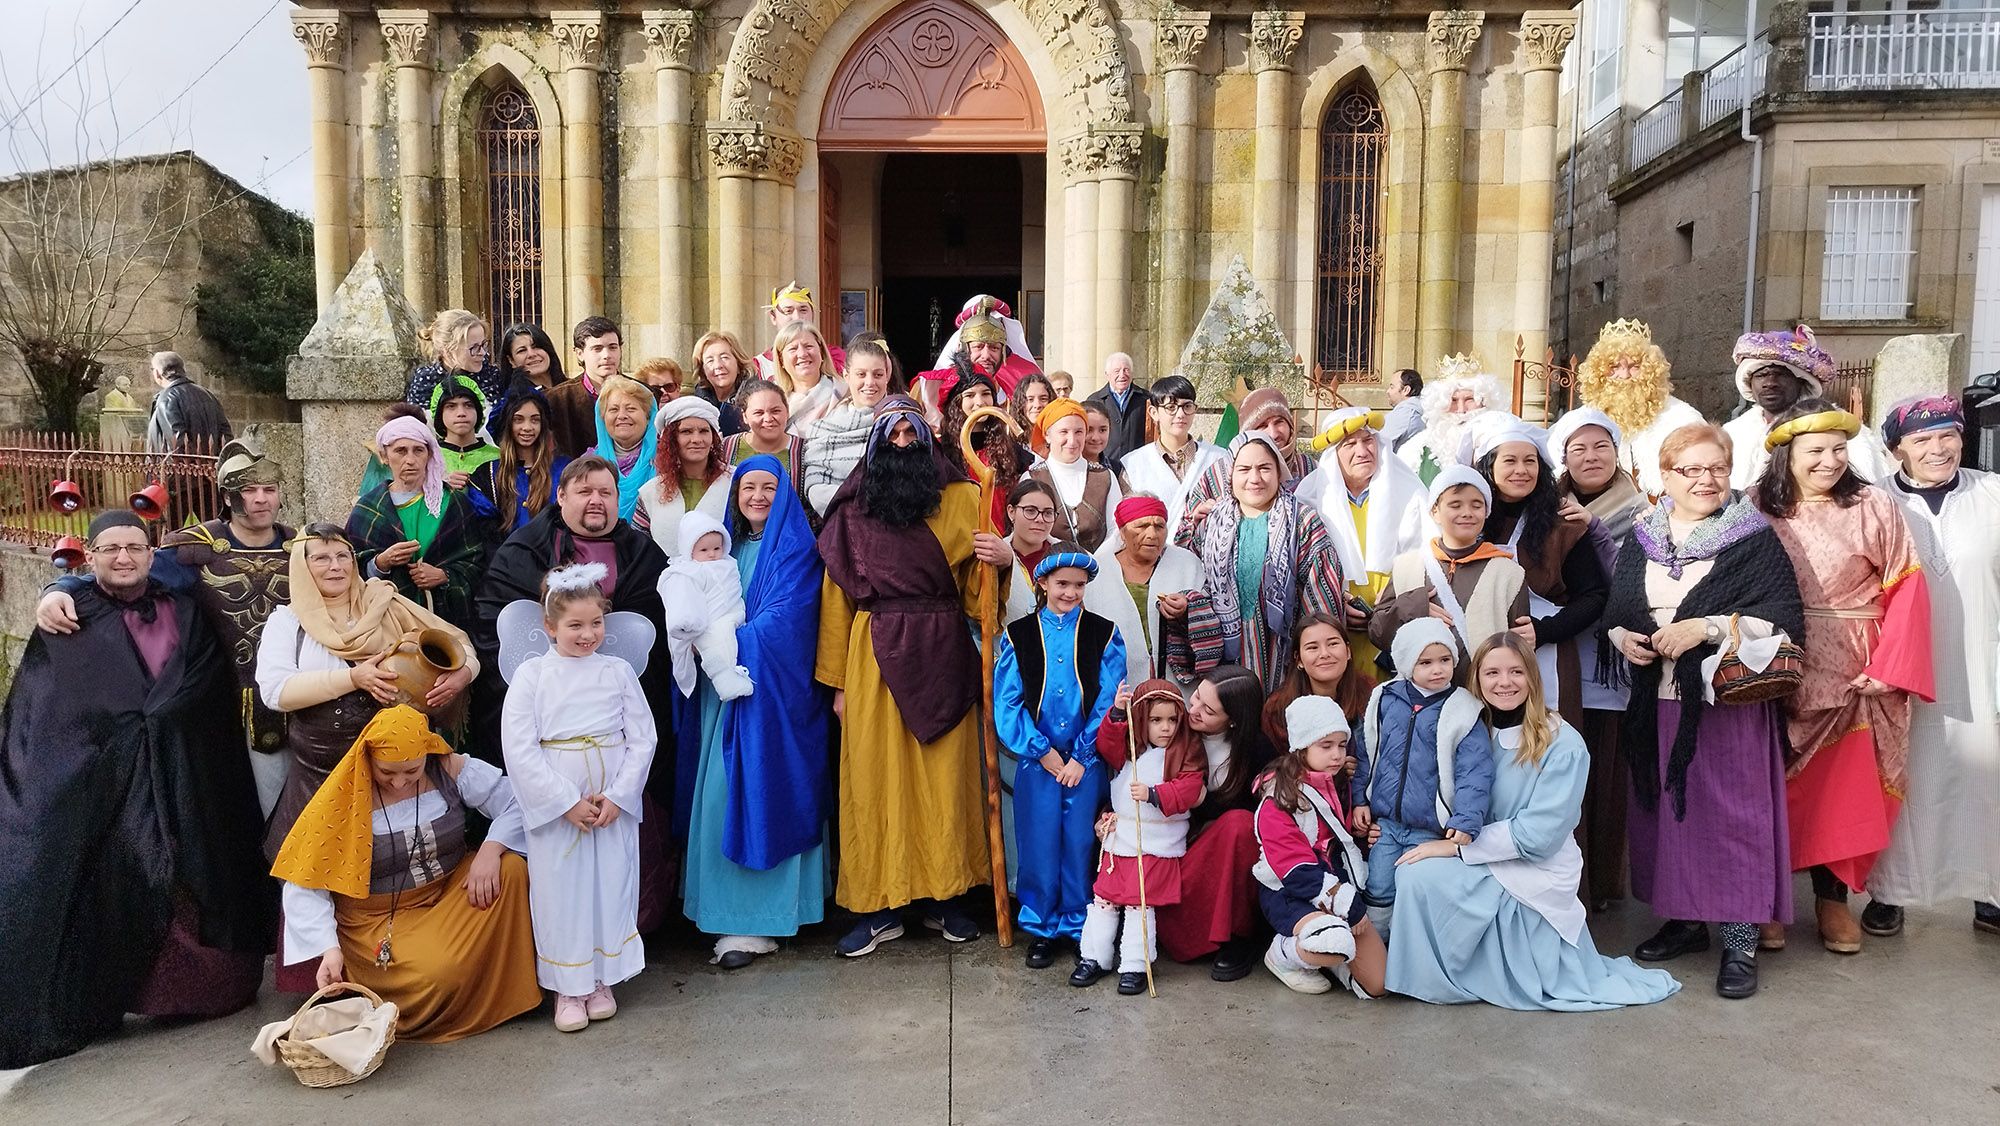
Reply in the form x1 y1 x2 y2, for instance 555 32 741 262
1385 721 1681 1011
681 536 831 936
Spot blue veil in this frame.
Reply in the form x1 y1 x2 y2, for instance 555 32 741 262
592 381 660 520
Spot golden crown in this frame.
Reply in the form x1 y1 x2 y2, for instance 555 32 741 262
1595 317 1655 350
1435 352 1485 381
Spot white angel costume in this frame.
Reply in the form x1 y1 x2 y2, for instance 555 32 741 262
658 512 753 700
497 564 660 997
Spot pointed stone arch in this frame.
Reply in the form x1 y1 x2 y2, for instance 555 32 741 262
438 47 569 334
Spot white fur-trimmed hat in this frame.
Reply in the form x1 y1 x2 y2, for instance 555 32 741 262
1284 695 1349 752
1545 407 1623 466
1426 464 1492 510
1391 617 1459 678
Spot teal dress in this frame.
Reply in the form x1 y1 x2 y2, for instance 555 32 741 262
1384 722 1682 1011
1234 513 1270 624
680 535 831 936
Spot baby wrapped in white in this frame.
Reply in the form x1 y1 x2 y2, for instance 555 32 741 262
658 512 754 700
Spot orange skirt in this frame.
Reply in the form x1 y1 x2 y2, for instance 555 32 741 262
335 852 542 1042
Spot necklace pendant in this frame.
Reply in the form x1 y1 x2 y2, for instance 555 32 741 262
375 937 393 967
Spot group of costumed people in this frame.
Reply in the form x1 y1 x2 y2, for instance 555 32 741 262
6 300 1998 1072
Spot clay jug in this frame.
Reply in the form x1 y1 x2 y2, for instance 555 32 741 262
384 628 465 714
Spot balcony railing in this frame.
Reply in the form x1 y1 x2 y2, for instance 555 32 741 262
1700 39 1770 127
1808 7 2000 90
1625 41 1768 170
1626 88 1685 169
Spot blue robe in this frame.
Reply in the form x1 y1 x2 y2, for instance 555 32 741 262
994 606 1126 940
679 456 832 936
1384 721 1681 1011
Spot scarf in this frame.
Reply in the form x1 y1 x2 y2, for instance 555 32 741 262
1200 492 1299 664
270 705 451 898
375 415 445 517
592 380 661 520
286 536 468 663
1602 494 1805 817
1563 471 1646 547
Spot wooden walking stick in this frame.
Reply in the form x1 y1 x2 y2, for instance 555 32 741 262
961 405 1023 948
1126 695 1158 997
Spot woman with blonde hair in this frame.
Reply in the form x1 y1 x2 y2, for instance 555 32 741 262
693 329 754 435
1383 632 1680 1010
593 375 661 520
405 309 502 414
770 320 845 434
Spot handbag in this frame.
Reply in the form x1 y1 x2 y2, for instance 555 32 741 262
1711 614 1804 705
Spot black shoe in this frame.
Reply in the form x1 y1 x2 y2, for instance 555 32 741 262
922 903 981 943
1117 972 1147 995
1975 902 2000 936
837 910 905 957
1069 959 1110 987
1860 900 1904 937
1716 950 1759 999
1024 938 1057 969
1635 919 1711 962
717 949 755 970
1210 937 1254 982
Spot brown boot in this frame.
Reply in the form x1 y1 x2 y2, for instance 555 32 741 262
1817 897 1862 954
1758 922 1787 951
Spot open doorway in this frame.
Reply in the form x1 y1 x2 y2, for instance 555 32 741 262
876 152 1025 378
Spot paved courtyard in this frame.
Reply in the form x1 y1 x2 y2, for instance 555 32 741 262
3 890 1994 1125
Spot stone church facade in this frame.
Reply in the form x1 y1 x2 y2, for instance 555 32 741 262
289 2 1577 398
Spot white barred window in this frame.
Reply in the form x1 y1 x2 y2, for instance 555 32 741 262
1821 186 1919 319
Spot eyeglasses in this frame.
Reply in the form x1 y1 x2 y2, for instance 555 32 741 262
1012 505 1057 521
466 341 490 354
89 542 150 557
1155 401 1196 417
1667 464 1731 481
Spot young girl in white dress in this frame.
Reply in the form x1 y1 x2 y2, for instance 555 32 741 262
501 563 658 1032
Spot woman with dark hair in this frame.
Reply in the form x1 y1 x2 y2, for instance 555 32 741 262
1011 373 1057 454
497 323 567 392
1475 425 1608 723
636 395 735 553
1753 398 1933 954
1079 400 1127 484
470 380 571 539
1125 375 1229 543
1002 477 1060 624
942 366 1034 531
1147 663 1273 979
428 374 499 490
1262 613 1374 752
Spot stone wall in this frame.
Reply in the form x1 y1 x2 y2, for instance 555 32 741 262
0 544 51 699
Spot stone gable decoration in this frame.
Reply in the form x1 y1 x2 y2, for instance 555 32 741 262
1175 254 1309 412
819 0 1045 148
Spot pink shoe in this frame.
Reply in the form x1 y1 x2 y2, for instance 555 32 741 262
585 982 617 1021
553 994 589 1032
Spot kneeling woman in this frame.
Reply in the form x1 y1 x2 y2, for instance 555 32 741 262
1384 634 1681 1011
271 705 541 1041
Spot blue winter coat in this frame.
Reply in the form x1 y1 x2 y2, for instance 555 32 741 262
1351 678 1495 838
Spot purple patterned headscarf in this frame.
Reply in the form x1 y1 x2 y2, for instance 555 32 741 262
1881 394 1963 450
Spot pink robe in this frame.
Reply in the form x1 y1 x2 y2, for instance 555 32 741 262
1767 488 1935 891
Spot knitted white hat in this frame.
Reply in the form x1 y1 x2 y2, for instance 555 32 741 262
1284 695 1349 752
1391 618 1459 678
1545 406 1623 467
1426 464 1492 510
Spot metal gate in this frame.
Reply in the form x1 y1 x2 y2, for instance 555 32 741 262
1313 84 1388 388
476 86 544 330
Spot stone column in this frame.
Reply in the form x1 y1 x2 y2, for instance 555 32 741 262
1515 12 1578 381
1093 129 1143 370
378 10 436 316
1250 11 1305 331
1062 172 1099 376
553 12 607 323
1418 9 1484 365
291 10 349 313
1157 11 1211 377
644 10 698 359
707 123 802 347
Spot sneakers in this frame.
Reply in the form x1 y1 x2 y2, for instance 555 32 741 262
585 982 617 1021
837 910 905 957
922 903 981 943
1263 936 1332 995
554 994 589 1032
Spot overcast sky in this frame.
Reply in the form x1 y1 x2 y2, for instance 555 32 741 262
0 0 311 212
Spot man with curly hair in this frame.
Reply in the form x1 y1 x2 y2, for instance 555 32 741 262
1574 318 1704 496
1397 354 1505 486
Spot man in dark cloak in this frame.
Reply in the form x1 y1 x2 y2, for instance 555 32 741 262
0 510 274 1069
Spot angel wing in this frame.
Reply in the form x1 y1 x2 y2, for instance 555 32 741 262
496 600 658 682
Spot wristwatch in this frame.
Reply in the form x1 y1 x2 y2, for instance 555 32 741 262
1704 619 1723 644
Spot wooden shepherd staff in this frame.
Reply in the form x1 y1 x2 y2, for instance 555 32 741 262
1125 688 1158 997
960 405 1022 948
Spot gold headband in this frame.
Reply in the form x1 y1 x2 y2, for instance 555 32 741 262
770 281 812 307
1764 409 1861 452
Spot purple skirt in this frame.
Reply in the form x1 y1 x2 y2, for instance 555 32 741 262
1627 699 1793 925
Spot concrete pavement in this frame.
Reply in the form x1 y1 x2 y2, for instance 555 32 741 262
3 890 1995 1125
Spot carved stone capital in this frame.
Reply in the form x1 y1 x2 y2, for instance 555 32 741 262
1426 9 1485 74
1250 11 1306 74
1057 123 1143 182
1156 10 1212 73
706 121 804 183
291 9 347 68
552 10 609 70
643 10 699 70
1519 10 1579 72
378 10 435 69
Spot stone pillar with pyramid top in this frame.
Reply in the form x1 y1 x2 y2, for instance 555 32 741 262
1172 254 1313 442
286 249 425 520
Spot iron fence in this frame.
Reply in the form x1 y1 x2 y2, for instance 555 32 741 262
0 430 222 552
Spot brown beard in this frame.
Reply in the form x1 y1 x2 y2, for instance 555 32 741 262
1580 369 1669 440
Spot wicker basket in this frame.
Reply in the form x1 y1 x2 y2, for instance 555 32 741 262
273 982 396 1088
1711 616 1804 706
